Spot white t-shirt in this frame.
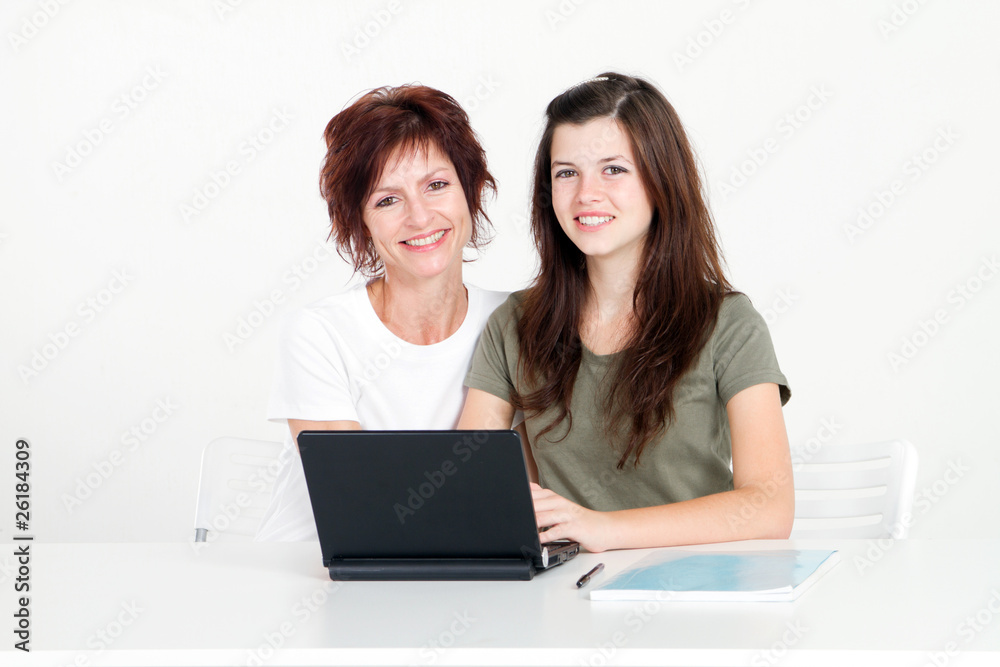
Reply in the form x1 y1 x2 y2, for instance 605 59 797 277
255 283 509 541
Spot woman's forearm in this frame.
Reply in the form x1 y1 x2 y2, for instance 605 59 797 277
534 471 794 553
599 476 795 550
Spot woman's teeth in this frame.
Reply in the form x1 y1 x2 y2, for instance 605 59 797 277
579 216 613 226
403 230 446 246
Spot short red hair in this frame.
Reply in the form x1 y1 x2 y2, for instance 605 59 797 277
319 85 497 278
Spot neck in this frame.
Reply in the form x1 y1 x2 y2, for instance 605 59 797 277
369 267 468 345
584 246 642 324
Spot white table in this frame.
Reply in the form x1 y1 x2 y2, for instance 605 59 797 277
3 539 999 666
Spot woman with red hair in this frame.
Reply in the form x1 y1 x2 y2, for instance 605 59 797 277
256 85 509 541
459 73 794 552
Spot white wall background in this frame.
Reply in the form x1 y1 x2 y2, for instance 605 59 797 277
2 0 997 542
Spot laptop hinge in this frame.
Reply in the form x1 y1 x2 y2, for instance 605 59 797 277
327 557 536 581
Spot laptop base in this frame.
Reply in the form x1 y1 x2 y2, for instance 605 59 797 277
328 558 536 581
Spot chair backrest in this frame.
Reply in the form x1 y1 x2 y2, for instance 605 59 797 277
193 436 284 542
790 439 918 539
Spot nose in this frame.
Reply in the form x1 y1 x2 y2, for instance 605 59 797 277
575 171 602 204
405 196 434 228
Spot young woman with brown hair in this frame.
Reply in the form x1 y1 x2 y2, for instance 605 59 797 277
459 73 794 552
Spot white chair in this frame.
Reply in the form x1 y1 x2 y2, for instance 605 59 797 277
193 436 284 542
790 439 918 539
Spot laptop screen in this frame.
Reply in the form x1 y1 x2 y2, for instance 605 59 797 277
298 430 544 564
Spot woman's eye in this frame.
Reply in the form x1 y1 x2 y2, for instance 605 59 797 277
554 169 576 179
375 196 398 208
604 166 626 175
428 180 447 191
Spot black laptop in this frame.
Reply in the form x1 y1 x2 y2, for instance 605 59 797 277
297 430 580 581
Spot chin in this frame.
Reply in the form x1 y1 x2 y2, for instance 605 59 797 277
573 241 612 258
408 258 459 281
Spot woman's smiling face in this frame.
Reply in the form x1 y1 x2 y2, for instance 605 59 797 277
362 141 473 283
549 116 654 265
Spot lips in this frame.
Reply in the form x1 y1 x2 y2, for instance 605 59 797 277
574 213 615 231
402 229 447 247
578 215 614 227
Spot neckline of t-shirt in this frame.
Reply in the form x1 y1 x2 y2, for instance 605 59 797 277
354 282 481 355
581 344 618 364
581 295 736 365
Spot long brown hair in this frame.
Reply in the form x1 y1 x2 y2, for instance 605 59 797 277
513 72 732 468
319 85 496 278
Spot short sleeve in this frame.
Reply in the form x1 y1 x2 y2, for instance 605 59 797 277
464 295 519 403
267 308 360 423
712 294 791 406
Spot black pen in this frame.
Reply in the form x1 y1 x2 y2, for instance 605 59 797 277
575 563 605 588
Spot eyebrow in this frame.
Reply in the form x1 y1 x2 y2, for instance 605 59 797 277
551 155 634 168
370 167 452 197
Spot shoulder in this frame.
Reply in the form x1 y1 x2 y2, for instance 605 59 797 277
301 283 368 316
713 291 770 334
709 290 790 403
709 291 772 356
279 283 368 342
465 284 511 319
491 289 529 324
472 289 529 353
717 291 759 321
464 285 528 322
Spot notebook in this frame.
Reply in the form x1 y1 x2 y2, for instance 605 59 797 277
297 430 579 581
589 549 840 601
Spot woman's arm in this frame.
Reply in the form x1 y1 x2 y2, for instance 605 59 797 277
531 382 794 552
457 388 515 429
458 389 537 482
514 421 538 484
287 419 361 445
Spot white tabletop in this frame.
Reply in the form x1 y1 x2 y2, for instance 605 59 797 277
3 538 999 666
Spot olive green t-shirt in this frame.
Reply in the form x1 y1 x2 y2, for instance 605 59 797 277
465 292 790 512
